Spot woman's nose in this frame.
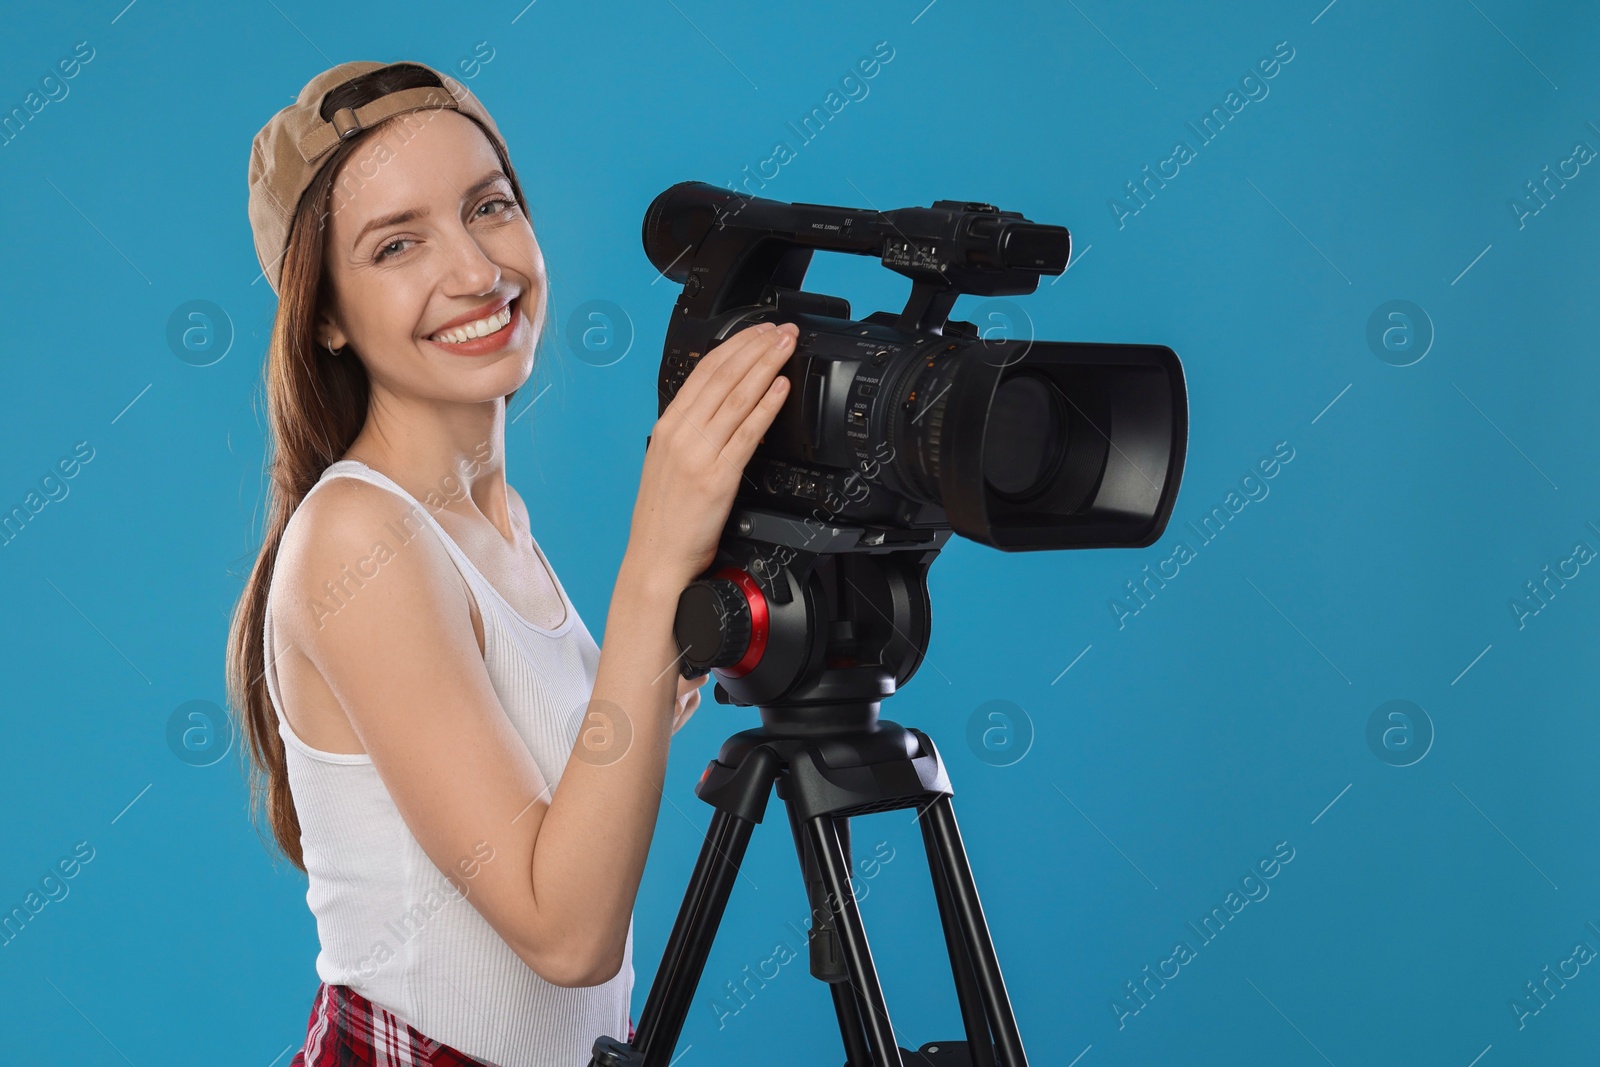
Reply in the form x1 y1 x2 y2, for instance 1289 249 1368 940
442 227 501 293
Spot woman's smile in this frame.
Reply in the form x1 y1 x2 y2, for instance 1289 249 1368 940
425 292 527 356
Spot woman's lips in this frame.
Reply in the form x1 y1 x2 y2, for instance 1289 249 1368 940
425 294 524 356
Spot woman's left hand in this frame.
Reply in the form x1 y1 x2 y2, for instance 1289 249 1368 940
672 673 704 735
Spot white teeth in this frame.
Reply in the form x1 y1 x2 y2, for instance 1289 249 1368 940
430 303 513 344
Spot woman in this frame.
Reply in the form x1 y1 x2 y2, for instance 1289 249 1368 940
226 60 797 1066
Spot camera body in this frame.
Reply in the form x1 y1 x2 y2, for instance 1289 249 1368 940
644 181 1188 555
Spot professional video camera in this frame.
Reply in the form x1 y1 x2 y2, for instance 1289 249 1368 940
641 181 1186 692
644 181 1184 552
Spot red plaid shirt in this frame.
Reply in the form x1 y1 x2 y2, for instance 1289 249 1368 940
289 982 636 1066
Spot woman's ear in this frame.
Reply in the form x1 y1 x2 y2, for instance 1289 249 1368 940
316 308 349 352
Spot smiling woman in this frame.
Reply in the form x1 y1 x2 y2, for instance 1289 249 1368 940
227 58 786 1067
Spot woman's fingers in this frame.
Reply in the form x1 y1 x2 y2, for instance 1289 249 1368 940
668 322 776 415
723 368 791 468
704 327 796 446
673 687 700 735
676 323 797 438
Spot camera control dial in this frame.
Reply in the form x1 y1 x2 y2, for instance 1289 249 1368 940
674 566 770 679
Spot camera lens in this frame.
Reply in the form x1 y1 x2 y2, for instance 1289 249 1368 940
983 372 1066 502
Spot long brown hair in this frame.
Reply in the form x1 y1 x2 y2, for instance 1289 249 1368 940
226 63 536 871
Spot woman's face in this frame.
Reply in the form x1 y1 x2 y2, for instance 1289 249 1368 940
318 108 543 405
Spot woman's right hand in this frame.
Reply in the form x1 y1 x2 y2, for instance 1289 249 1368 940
623 320 799 596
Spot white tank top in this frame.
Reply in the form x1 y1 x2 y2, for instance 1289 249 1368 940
263 458 633 1067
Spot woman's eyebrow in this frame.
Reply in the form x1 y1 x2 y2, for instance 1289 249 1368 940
354 207 426 246
459 169 510 200
352 170 510 245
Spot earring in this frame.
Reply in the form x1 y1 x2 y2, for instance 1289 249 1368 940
324 339 341 357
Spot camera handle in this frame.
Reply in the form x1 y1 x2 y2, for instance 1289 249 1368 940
891 280 961 337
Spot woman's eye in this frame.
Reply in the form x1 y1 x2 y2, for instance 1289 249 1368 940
372 199 513 262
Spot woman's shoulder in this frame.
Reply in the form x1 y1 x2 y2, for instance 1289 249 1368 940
280 474 419 569
273 473 468 644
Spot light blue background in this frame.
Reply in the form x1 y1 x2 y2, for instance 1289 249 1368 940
1 1 1597 1064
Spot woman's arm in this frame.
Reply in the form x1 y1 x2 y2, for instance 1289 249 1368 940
519 553 681 983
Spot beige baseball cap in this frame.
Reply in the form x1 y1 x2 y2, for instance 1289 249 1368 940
246 60 511 296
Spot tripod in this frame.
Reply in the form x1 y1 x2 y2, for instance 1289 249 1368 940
588 511 1031 1067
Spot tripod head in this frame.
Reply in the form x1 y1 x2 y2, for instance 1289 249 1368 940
672 504 954 725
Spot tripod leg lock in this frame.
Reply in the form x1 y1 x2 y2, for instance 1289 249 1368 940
807 897 850 983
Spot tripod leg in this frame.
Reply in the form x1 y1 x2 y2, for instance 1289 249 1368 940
630 805 757 1066
804 813 906 1067
921 795 1028 1067
782 791 871 1066
918 799 997 1067
827 982 873 1067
